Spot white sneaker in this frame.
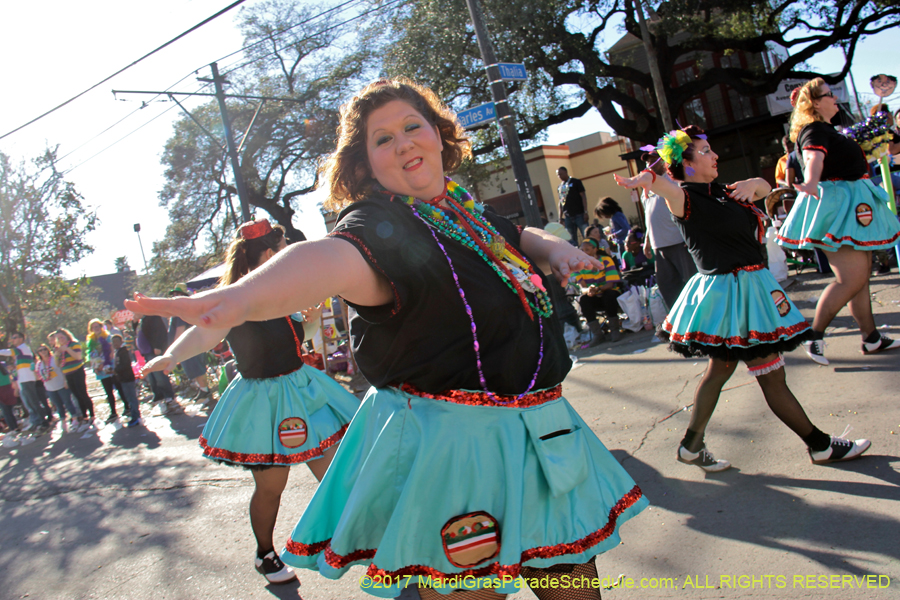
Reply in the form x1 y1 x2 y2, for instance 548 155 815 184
254 551 297 584
677 445 731 472
809 426 871 465
861 333 900 355
803 338 828 365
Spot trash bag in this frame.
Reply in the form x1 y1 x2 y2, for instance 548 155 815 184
563 323 580 351
766 226 789 282
617 287 646 332
648 285 668 326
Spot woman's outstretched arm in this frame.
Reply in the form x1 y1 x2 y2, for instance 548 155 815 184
614 171 686 218
126 238 393 330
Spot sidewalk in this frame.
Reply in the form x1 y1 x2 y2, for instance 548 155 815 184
0 270 897 600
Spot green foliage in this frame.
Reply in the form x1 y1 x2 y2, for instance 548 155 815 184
0 148 97 336
156 0 371 281
24 284 115 349
363 0 900 145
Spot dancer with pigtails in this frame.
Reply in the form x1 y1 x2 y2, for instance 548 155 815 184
142 219 359 586
615 125 871 471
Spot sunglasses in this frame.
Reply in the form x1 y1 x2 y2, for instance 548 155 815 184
815 91 834 99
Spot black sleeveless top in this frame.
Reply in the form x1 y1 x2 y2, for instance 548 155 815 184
674 182 767 276
226 316 305 379
328 194 571 395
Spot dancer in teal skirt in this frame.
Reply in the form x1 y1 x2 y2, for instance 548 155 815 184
777 78 900 365
142 219 359 585
615 132 871 472
129 78 647 600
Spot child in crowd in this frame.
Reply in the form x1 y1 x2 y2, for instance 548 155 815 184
111 335 142 427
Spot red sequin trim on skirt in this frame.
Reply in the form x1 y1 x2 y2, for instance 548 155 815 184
397 383 563 408
200 424 348 466
777 230 900 248
725 263 764 276
283 485 644 580
662 320 810 346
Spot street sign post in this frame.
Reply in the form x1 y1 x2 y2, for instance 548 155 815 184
496 62 528 81
457 102 496 129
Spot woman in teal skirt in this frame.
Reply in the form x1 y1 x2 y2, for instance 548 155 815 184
777 77 900 365
142 219 359 585
615 130 871 472
128 78 647 599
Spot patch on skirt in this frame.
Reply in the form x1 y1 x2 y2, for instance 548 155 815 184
856 203 873 227
278 417 308 448
771 290 790 317
441 512 500 568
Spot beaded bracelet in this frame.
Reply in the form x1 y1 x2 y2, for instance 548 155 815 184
642 169 657 184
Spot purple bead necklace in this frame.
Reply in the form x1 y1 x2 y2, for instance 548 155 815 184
415 206 545 404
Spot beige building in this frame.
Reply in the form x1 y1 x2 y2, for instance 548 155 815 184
468 131 641 229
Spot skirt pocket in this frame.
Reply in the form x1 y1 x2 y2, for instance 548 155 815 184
521 403 588 497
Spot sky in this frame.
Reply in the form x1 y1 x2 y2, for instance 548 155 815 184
2 1 899 280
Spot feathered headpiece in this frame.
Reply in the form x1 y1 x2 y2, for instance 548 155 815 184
640 128 707 176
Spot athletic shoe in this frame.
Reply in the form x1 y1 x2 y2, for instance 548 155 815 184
126 418 143 428
677 444 731 472
809 427 871 465
803 338 828 365
254 551 297 584
105 415 119 424
861 334 900 355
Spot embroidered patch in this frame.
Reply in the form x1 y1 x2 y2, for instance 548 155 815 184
771 290 790 317
441 512 500 568
278 417 308 448
856 203 873 227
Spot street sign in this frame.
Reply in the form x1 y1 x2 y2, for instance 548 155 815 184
457 102 496 129
496 62 528 81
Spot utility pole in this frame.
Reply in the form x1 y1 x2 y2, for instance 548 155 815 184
464 0 543 228
634 0 674 132
199 63 252 223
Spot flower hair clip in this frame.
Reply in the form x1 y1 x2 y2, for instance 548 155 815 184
640 127 706 175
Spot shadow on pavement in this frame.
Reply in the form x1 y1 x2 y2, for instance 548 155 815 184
613 449 900 576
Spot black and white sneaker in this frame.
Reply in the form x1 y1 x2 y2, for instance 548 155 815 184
861 334 900 355
803 338 829 365
809 427 871 465
254 551 297 584
677 445 731 472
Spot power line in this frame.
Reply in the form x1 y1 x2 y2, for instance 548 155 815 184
221 0 407 78
0 0 249 142
54 0 407 173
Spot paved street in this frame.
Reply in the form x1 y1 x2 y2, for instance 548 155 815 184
1 270 898 600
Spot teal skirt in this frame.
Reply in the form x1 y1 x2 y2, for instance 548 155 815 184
281 385 648 598
199 364 360 468
660 266 812 361
776 178 900 251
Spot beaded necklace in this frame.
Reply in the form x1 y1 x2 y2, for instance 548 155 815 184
381 177 549 403
384 178 553 320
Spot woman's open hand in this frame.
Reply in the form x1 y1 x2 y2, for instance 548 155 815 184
794 180 820 199
614 172 652 190
141 354 175 377
125 287 248 330
726 178 768 202
547 245 603 285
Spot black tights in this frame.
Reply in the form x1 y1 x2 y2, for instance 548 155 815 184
683 356 815 452
418 560 603 600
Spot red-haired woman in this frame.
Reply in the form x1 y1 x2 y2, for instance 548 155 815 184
128 78 646 600
615 125 870 472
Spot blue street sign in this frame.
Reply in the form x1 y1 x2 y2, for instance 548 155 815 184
457 102 496 129
496 62 528 81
